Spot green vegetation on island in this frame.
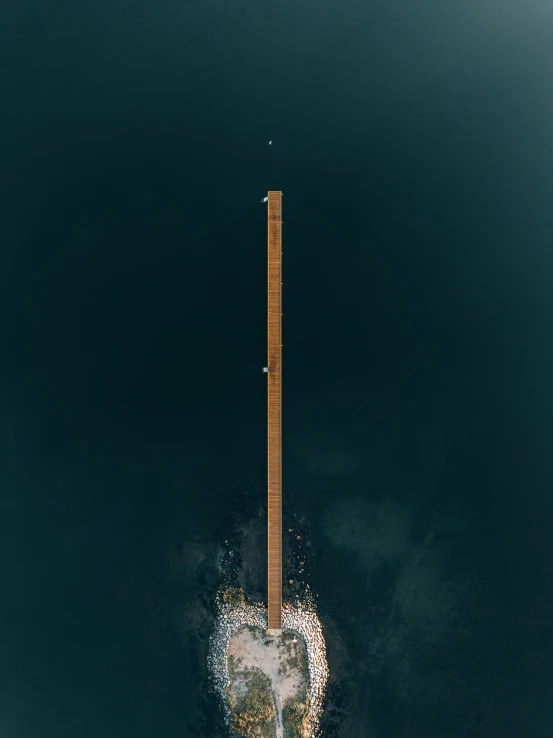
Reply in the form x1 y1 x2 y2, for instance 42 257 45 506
226 626 310 738
281 698 308 738
227 656 277 738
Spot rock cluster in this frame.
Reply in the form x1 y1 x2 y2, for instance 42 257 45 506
208 595 329 737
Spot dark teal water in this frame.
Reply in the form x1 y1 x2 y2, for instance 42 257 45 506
2 1 553 736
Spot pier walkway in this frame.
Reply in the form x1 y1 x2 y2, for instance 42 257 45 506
267 191 283 632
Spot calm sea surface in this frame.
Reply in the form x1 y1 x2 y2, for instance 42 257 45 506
2 1 553 736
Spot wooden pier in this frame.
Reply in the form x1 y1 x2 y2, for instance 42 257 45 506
267 191 283 632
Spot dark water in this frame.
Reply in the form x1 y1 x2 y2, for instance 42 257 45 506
2 1 553 736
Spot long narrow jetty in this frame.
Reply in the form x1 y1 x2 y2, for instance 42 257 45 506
267 191 283 632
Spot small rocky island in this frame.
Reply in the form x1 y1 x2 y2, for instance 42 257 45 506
207 511 329 738
226 624 309 738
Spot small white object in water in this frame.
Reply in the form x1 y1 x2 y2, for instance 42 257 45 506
269 140 272 145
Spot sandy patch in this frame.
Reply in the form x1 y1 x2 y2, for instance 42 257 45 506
227 626 308 737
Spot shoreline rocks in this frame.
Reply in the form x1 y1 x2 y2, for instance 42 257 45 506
208 595 329 737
